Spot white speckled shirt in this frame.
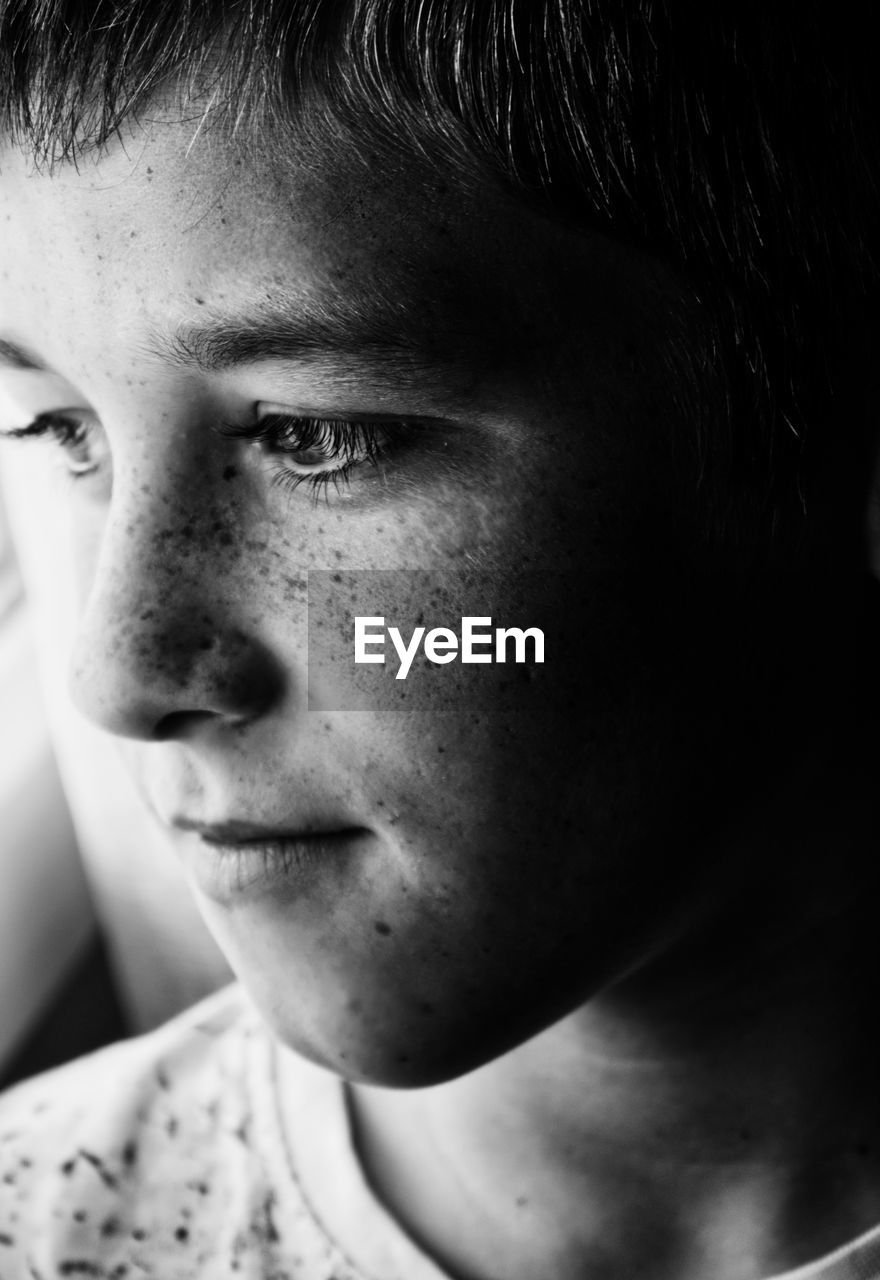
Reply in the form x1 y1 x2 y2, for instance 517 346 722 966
1 985 879 1280
0 985 448 1279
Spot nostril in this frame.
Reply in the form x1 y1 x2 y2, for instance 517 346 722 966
63 490 291 740
69 598 288 741
152 709 225 742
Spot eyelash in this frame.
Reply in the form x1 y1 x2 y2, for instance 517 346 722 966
4 412 99 478
3 411 412 499
218 413 411 500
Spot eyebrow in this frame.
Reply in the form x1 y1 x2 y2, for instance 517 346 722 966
157 296 459 379
0 311 426 378
1 295 483 388
0 340 45 371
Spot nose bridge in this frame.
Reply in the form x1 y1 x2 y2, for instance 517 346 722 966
70 469 284 740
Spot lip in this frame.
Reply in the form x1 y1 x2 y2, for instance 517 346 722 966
170 818 370 904
170 814 349 841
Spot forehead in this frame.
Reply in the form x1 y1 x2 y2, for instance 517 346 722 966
0 113 675 399
0 123 497 369
0 127 419 356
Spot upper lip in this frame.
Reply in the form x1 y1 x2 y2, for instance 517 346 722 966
169 816 359 844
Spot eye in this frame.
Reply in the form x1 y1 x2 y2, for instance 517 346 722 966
258 413 390 475
0 410 107 481
219 407 414 499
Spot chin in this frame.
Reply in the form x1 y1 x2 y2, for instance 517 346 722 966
267 1011 516 1089
236 954 593 1090
196 885 619 1087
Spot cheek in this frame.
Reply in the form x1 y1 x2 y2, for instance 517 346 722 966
348 561 756 903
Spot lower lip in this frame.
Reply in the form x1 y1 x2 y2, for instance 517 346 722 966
182 830 367 904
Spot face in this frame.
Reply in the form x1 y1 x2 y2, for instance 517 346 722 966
0 111 803 1084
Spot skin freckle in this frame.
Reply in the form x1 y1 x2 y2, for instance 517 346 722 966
0 40 875 1279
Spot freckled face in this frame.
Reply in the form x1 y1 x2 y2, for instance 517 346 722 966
0 117 774 1083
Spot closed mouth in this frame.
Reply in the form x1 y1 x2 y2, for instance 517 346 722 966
175 823 370 902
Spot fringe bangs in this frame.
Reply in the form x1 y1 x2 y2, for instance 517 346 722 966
0 0 877 547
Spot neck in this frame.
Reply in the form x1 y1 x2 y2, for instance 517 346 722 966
349 721 880 1280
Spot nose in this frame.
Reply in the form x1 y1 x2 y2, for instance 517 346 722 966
69 487 285 742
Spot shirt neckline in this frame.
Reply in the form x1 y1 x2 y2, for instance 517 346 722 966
260 1030 453 1280
245 1000 880 1280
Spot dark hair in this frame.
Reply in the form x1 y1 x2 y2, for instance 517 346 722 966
1 1 877 557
